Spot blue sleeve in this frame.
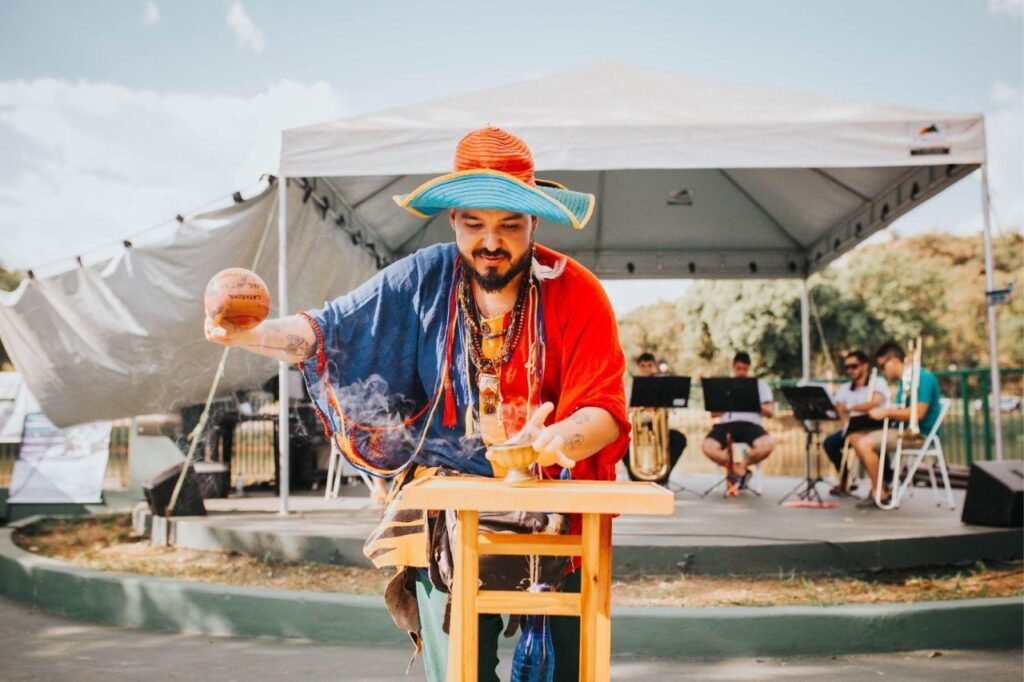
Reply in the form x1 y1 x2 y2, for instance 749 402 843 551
300 254 427 434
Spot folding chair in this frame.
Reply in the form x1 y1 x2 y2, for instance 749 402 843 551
893 398 955 510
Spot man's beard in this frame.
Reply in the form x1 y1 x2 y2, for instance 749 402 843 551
461 244 533 293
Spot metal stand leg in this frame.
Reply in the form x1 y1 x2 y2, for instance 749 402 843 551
778 421 828 505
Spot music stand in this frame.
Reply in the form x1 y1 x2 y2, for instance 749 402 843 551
700 379 763 497
629 376 691 408
629 376 696 496
777 385 839 506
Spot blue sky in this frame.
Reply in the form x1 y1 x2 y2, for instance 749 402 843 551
1 0 1021 311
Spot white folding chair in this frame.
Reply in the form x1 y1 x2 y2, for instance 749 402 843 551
893 398 955 510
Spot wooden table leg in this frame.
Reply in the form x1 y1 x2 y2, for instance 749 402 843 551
595 515 612 679
448 510 479 682
579 513 612 682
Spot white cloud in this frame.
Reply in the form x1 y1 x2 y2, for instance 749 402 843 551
143 1 160 25
0 79 348 269
987 0 1023 16
226 1 265 53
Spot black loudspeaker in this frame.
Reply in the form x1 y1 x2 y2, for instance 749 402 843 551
143 462 207 517
961 461 1023 528
193 461 230 499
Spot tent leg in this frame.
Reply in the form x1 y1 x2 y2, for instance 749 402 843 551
980 165 1003 461
277 177 291 513
800 278 810 380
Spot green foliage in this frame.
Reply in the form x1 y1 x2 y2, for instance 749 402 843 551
619 232 1023 379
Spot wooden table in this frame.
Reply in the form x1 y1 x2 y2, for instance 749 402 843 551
397 476 674 682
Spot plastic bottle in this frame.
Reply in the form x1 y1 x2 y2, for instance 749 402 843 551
510 585 555 682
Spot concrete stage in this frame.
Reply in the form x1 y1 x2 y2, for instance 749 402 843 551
146 475 1022 576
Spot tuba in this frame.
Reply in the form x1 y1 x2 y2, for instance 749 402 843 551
628 408 671 481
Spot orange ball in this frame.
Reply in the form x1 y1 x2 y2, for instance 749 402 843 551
204 268 271 330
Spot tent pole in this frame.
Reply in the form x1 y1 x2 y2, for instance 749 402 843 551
277 177 291 513
800 278 810 380
980 164 1003 461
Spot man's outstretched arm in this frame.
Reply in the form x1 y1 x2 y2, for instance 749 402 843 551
205 314 317 363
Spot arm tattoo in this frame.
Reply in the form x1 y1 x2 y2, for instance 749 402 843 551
284 334 313 359
573 411 592 424
255 319 316 360
565 432 585 450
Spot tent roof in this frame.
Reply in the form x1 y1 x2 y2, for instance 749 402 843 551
281 62 985 279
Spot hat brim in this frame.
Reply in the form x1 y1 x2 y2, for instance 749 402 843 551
393 169 595 229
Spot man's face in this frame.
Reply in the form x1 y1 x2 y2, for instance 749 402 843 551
877 354 903 381
732 361 751 378
450 208 537 293
637 360 657 377
844 357 867 383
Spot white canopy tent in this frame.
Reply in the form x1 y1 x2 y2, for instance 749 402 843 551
278 61 1004 500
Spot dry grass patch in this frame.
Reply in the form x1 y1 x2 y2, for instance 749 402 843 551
13 515 1024 607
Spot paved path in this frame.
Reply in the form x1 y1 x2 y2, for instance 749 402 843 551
0 597 1019 681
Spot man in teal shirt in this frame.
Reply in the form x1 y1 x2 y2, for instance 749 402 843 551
849 341 941 509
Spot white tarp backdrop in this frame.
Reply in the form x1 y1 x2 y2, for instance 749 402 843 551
0 181 378 426
282 62 985 279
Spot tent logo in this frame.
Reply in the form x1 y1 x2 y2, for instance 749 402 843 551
909 121 950 156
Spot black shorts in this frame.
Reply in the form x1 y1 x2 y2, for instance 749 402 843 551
706 421 768 448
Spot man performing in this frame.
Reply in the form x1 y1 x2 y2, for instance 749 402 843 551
822 350 889 495
700 352 775 489
623 352 687 485
205 126 629 681
850 341 941 509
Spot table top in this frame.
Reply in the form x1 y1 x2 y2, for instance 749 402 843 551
395 476 675 515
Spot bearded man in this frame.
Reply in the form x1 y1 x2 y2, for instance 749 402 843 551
206 126 629 681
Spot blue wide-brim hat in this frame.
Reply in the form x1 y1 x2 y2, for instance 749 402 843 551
394 170 594 229
392 127 595 229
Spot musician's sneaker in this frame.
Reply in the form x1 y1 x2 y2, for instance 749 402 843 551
725 470 741 497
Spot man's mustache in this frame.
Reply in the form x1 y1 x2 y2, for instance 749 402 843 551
473 248 511 260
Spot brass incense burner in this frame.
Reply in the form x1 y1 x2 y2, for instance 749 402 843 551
485 443 539 483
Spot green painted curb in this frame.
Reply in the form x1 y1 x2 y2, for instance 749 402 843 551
2 526 1021 656
0 528 405 645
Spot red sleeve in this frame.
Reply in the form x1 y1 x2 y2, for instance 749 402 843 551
543 262 630 482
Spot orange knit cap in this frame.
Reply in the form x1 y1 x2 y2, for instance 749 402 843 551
453 126 535 186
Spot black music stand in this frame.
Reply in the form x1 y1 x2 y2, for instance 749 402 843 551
629 376 691 409
700 378 763 497
777 385 839 506
629 376 695 496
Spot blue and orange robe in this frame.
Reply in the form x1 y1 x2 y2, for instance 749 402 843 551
299 242 629 567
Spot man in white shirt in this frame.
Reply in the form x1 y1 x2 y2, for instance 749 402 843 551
700 352 775 488
824 350 889 495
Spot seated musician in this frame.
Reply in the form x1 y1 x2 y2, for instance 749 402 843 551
700 352 775 489
623 352 687 485
850 341 942 509
823 350 889 495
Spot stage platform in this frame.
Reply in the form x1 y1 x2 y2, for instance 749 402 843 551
140 475 1022 576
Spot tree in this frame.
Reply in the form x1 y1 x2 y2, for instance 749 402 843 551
617 232 1022 379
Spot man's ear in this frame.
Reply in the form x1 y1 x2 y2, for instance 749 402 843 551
530 215 539 234
449 208 458 231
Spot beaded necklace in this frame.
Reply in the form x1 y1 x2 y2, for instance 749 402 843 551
458 253 533 424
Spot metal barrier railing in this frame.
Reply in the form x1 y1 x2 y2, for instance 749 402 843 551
0 369 1018 488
